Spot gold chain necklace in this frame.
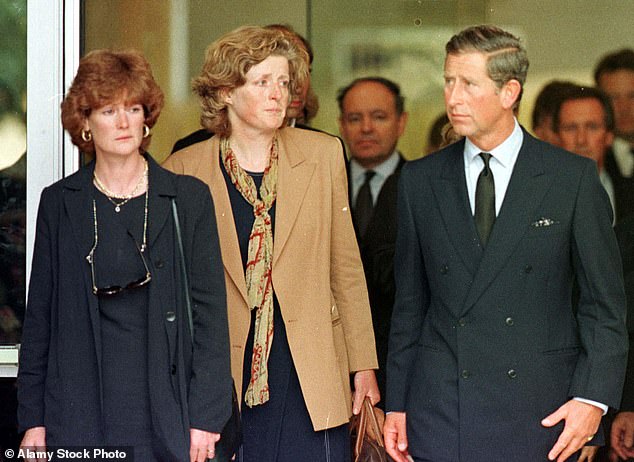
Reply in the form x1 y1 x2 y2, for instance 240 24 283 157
94 159 148 212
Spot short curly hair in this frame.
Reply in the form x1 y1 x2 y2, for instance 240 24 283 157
61 49 164 154
192 25 309 138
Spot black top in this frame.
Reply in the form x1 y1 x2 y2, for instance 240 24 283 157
93 189 152 446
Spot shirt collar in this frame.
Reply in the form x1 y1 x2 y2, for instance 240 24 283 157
464 119 523 168
350 150 400 182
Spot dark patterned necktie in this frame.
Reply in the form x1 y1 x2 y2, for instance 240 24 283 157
475 152 495 246
354 170 376 238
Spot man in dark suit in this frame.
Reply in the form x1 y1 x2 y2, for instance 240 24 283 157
384 25 628 462
595 50 634 231
552 84 634 225
337 77 408 406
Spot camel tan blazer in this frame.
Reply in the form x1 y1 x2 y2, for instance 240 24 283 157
163 127 378 430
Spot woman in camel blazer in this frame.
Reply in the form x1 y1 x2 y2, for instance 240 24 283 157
163 26 378 462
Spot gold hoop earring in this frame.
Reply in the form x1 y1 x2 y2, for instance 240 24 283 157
143 124 150 138
81 129 92 142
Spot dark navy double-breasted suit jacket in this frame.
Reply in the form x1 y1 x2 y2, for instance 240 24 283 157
386 130 628 462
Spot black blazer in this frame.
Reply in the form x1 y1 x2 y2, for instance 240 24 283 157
348 155 405 404
604 146 634 224
386 131 628 461
17 155 232 460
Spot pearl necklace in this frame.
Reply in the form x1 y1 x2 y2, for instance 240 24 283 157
93 160 148 212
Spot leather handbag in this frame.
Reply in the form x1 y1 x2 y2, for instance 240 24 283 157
349 397 392 462
171 199 242 461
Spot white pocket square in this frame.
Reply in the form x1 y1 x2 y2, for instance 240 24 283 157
531 217 558 227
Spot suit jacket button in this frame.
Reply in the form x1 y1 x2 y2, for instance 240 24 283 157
461 369 470 379
458 318 466 327
171 364 177 375
440 265 449 275
524 265 532 273
166 311 176 322
507 369 517 379
155 259 165 269
505 317 514 326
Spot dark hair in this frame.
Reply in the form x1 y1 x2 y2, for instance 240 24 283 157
61 49 164 153
594 48 634 84
553 85 615 133
445 25 528 110
336 77 405 115
531 80 577 130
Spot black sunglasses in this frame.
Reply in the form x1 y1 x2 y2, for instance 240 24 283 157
86 199 151 297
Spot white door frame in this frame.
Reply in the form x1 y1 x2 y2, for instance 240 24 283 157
0 0 81 377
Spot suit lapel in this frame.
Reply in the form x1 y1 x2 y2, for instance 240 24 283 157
272 130 315 267
147 155 176 248
462 134 553 312
431 142 482 276
205 138 250 307
62 164 104 398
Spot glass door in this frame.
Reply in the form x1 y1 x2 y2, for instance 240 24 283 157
0 0 79 453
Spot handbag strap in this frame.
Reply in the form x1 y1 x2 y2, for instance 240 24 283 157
364 397 385 449
354 397 386 457
171 198 194 342
353 397 373 457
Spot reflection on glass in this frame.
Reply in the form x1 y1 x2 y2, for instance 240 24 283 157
0 0 26 345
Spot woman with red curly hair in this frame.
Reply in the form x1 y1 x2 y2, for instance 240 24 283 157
18 49 232 461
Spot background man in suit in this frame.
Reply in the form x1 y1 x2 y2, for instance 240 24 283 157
531 80 576 145
594 49 634 217
551 85 634 224
595 49 634 151
384 25 628 462
337 77 408 405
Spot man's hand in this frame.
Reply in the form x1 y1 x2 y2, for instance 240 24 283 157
190 428 220 462
352 369 380 414
20 426 47 462
610 411 634 460
541 400 603 462
384 411 410 462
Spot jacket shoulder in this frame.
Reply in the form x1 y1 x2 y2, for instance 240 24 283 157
523 132 595 172
403 140 462 176
281 126 341 148
163 137 214 172
40 166 89 201
172 170 209 196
